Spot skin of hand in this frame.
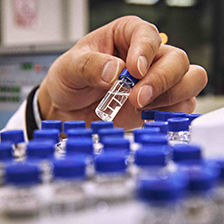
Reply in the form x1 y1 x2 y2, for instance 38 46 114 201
38 16 207 130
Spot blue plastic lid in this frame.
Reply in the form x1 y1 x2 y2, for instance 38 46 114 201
33 129 60 144
207 159 224 181
182 164 219 193
154 111 173 121
186 114 201 123
134 128 161 143
95 152 127 173
141 110 157 120
137 173 187 203
53 157 86 180
66 138 94 155
5 163 41 186
67 128 92 139
26 140 55 160
144 121 168 134
140 134 168 146
170 112 187 119
1 130 25 144
118 68 138 87
0 143 13 161
135 147 169 167
91 121 114 134
64 120 86 133
98 128 124 142
41 120 62 132
172 144 202 163
101 137 130 153
168 118 190 132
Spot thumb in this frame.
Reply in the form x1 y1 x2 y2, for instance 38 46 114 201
63 50 125 89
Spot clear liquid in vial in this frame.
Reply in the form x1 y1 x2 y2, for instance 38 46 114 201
95 83 130 122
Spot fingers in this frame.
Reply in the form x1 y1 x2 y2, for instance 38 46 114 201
128 44 190 109
156 97 197 114
112 16 162 78
142 65 207 109
53 50 125 89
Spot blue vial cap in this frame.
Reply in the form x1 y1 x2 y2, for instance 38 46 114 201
98 128 124 142
141 110 157 120
67 128 92 139
101 137 130 153
140 134 168 146
64 120 86 133
26 140 55 160
66 138 94 156
95 152 127 174
134 128 161 143
207 159 224 182
118 68 138 87
172 144 202 163
0 143 13 161
170 112 187 119
144 121 168 134
183 164 219 193
154 111 173 121
53 157 86 180
135 147 168 167
91 121 113 134
137 173 187 203
33 129 60 144
41 120 62 132
186 114 201 123
1 130 25 144
168 118 190 132
5 163 41 186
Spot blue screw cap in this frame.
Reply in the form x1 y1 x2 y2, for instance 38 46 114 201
141 110 157 120
154 111 173 121
66 138 94 156
98 128 124 142
182 164 219 193
53 157 86 180
135 147 168 167
134 128 161 143
64 120 86 133
168 118 190 132
144 121 168 134
67 128 92 139
5 163 41 186
33 129 60 144
186 114 201 124
26 140 55 160
140 134 168 146
95 152 127 173
1 130 25 144
0 143 13 161
118 68 138 87
91 121 113 134
172 144 202 163
101 137 130 153
41 120 62 132
137 173 187 203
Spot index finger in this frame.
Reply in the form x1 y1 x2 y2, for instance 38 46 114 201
112 16 162 78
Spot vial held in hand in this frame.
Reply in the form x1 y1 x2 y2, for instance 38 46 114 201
95 69 138 121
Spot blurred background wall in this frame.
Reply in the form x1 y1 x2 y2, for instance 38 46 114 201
0 0 224 128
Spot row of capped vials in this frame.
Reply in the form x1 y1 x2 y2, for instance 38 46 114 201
1 110 224 224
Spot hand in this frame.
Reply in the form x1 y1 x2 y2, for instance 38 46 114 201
38 16 207 130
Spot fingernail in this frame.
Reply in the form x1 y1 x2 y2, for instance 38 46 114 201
137 56 148 77
101 60 120 84
137 85 153 108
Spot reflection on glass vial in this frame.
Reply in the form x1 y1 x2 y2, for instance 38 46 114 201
95 69 138 122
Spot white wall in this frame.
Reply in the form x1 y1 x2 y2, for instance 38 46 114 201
1 0 88 46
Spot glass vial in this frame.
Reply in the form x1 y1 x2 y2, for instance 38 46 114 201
95 68 138 122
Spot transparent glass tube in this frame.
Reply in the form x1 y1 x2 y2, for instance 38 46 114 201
95 77 133 122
